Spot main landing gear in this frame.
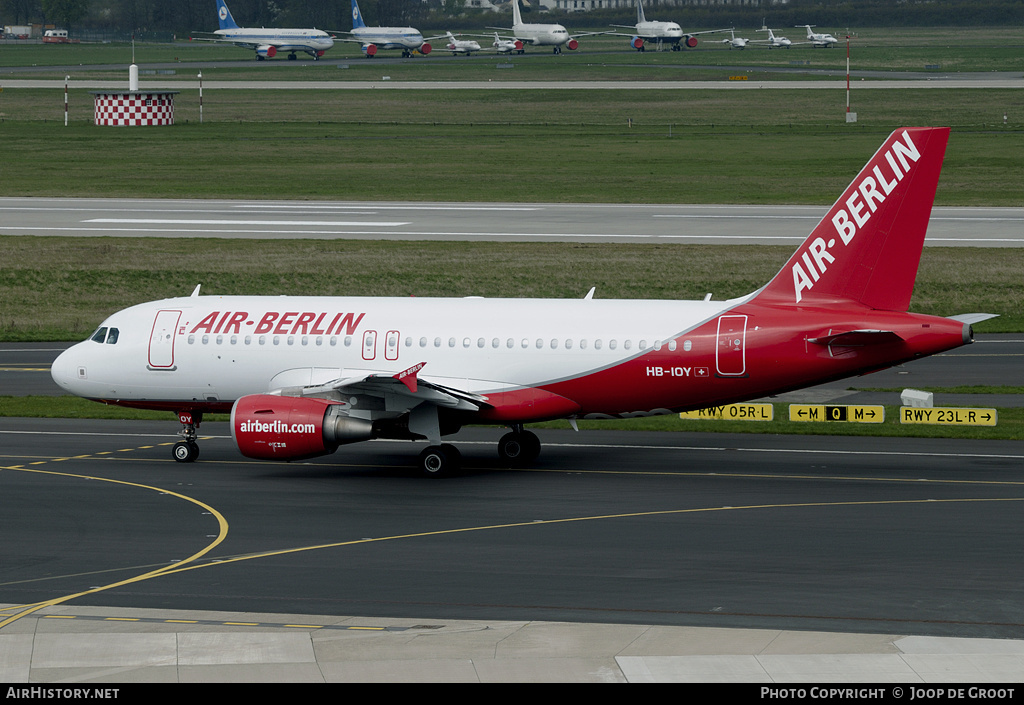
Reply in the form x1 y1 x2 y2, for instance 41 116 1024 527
172 411 202 463
498 427 541 467
415 426 542 478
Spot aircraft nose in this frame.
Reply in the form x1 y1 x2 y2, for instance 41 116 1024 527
50 344 86 393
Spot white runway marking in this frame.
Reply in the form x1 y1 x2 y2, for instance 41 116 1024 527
84 218 413 227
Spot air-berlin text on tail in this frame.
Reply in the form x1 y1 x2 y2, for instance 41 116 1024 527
792 129 922 303
186 311 366 337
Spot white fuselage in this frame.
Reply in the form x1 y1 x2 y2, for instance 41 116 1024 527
215 28 334 54
804 26 837 47
51 294 737 418
446 35 481 54
635 21 683 42
353 26 425 51
514 22 570 47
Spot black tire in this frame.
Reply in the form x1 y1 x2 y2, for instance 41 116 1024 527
498 431 540 467
173 441 198 463
418 444 460 477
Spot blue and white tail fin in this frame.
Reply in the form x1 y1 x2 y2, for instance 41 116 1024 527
216 0 240 30
351 0 367 29
637 0 647 24
512 0 523 26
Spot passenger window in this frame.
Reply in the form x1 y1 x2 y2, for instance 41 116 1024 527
106 328 119 344
91 327 108 343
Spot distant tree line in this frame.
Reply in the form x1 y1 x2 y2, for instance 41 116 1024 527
2 0 1022 34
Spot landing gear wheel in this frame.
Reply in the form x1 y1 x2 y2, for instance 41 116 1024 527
498 430 540 467
418 444 461 477
173 441 199 463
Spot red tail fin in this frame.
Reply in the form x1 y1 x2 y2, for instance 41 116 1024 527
757 127 949 311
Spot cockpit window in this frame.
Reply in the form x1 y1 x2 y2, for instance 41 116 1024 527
90 327 108 343
106 328 119 344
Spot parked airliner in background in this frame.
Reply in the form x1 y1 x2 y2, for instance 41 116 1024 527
800 24 839 47
191 0 334 61
444 32 482 55
337 0 435 57
611 0 724 51
492 32 524 54
491 0 603 54
51 128 993 477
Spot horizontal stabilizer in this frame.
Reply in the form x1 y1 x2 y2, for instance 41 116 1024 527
808 330 904 347
948 313 999 325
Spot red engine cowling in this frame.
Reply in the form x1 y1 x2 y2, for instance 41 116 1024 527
566 38 579 51
256 44 277 58
420 42 432 55
514 40 523 51
685 35 698 48
231 394 373 461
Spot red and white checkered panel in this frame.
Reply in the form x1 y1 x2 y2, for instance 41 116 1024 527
94 93 175 126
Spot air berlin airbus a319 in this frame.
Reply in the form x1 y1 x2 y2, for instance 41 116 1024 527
51 128 993 476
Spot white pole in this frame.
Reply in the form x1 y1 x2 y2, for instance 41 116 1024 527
846 35 851 113
198 71 203 124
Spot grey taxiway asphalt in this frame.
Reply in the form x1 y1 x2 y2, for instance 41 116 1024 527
3 336 1024 681
2 421 1024 683
3 196 1024 246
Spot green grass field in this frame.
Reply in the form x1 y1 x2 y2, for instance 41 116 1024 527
2 237 1020 340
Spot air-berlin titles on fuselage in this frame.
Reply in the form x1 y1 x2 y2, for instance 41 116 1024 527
791 129 923 304
186 311 366 337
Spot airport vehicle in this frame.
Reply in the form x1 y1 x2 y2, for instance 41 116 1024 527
338 0 434 57
191 0 334 61
800 24 838 48
444 32 482 55
721 28 749 49
492 32 524 54
611 0 723 51
51 128 991 477
42 29 69 44
490 0 603 54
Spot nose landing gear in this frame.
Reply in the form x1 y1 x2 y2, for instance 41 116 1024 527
172 411 203 463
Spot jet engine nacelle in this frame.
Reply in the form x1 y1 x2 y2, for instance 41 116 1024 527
363 43 377 57
514 40 524 51
566 38 579 50
684 35 698 48
231 394 374 461
256 44 277 58
631 36 644 50
419 42 432 54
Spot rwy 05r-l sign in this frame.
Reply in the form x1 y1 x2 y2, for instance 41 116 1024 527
679 403 774 421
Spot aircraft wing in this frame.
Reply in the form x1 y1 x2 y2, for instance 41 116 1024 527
688 28 733 36
189 35 293 50
300 363 489 413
